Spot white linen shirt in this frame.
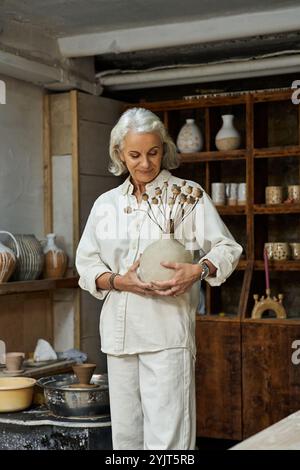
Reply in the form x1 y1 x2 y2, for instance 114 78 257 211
75 169 243 358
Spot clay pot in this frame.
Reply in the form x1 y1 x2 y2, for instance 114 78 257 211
72 363 97 387
43 233 68 279
0 378 36 412
0 231 20 283
6 234 44 281
176 119 203 153
139 233 193 284
215 114 241 151
5 352 25 372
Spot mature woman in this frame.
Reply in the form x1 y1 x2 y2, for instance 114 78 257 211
75 107 242 450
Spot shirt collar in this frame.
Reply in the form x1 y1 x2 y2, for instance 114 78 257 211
120 169 172 196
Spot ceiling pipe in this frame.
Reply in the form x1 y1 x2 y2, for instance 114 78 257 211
96 54 300 90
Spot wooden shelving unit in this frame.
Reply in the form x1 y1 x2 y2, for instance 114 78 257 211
0 276 79 296
142 88 300 441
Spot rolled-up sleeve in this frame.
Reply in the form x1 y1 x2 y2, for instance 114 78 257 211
75 203 112 300
196 191 243 286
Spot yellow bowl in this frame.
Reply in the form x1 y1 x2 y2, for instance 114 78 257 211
0 377 36 412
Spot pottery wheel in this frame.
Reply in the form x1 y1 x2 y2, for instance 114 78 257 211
68 383 98 389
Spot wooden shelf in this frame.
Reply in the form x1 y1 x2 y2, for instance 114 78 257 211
217 205 246 215
254 204 300 214
179 149 246 163
196 315 240 322
254 146 300 158
0 276 79 296
254 260 300 271
243 317 300 325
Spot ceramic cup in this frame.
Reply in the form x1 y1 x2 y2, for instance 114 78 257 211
5 352 25 371
228 183 238 206
289 243 300 260
287 185 300 203
212 182 225 206
265 186 283 205
264 242 274 260
272 242 290 261
237 183 246 205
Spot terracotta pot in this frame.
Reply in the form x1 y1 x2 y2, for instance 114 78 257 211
5 352 25 372
72 363 97 386
0 231 19 283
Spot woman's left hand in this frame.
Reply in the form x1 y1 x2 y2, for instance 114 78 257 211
149 262 202 297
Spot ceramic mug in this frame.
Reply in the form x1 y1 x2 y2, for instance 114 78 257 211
287 185 300 203
228 183 238 206
272 242 290 261
264 242 274 260
212 182 225 206
5 352 25 371
265 186 283 205
238 183 247 205
289 243 300 260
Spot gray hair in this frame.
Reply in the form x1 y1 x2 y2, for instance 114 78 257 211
108 107 180 176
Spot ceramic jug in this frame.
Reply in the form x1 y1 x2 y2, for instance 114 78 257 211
43 233 68 279
176 119 203 153
215 114 241 151
0 231 19 283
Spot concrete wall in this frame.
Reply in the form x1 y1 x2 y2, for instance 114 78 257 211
0 74 44 238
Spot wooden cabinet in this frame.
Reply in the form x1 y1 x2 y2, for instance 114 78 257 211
142 89 300 439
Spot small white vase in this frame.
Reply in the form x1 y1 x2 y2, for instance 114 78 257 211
176 119 203 153
215 114 240 151
139 233 193 284
43 233 68 279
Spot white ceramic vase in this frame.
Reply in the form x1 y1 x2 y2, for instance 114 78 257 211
138 233 193 284
176 119 203 153
215 114 240 151
43 233 68 279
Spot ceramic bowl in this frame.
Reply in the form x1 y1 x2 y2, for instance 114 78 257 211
0 377 36 412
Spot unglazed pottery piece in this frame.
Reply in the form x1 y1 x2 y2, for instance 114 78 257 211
72 363 97 388
176 119 203 153
215 115 240 151
265 186 283 205
139 234 193 284
0 231 19 283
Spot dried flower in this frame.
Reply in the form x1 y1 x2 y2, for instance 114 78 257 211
186 185 193 194
151 197 159 204
142 193 149 201
192 187 203 198
155 187 162 196
124 206 133 214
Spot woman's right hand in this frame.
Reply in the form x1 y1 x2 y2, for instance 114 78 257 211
114 257 155 296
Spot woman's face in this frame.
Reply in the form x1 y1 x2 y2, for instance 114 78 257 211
120 131 163 186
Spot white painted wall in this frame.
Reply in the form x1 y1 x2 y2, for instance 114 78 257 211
0 74 44 239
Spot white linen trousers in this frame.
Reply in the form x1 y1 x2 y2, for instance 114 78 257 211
107 348 196 450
